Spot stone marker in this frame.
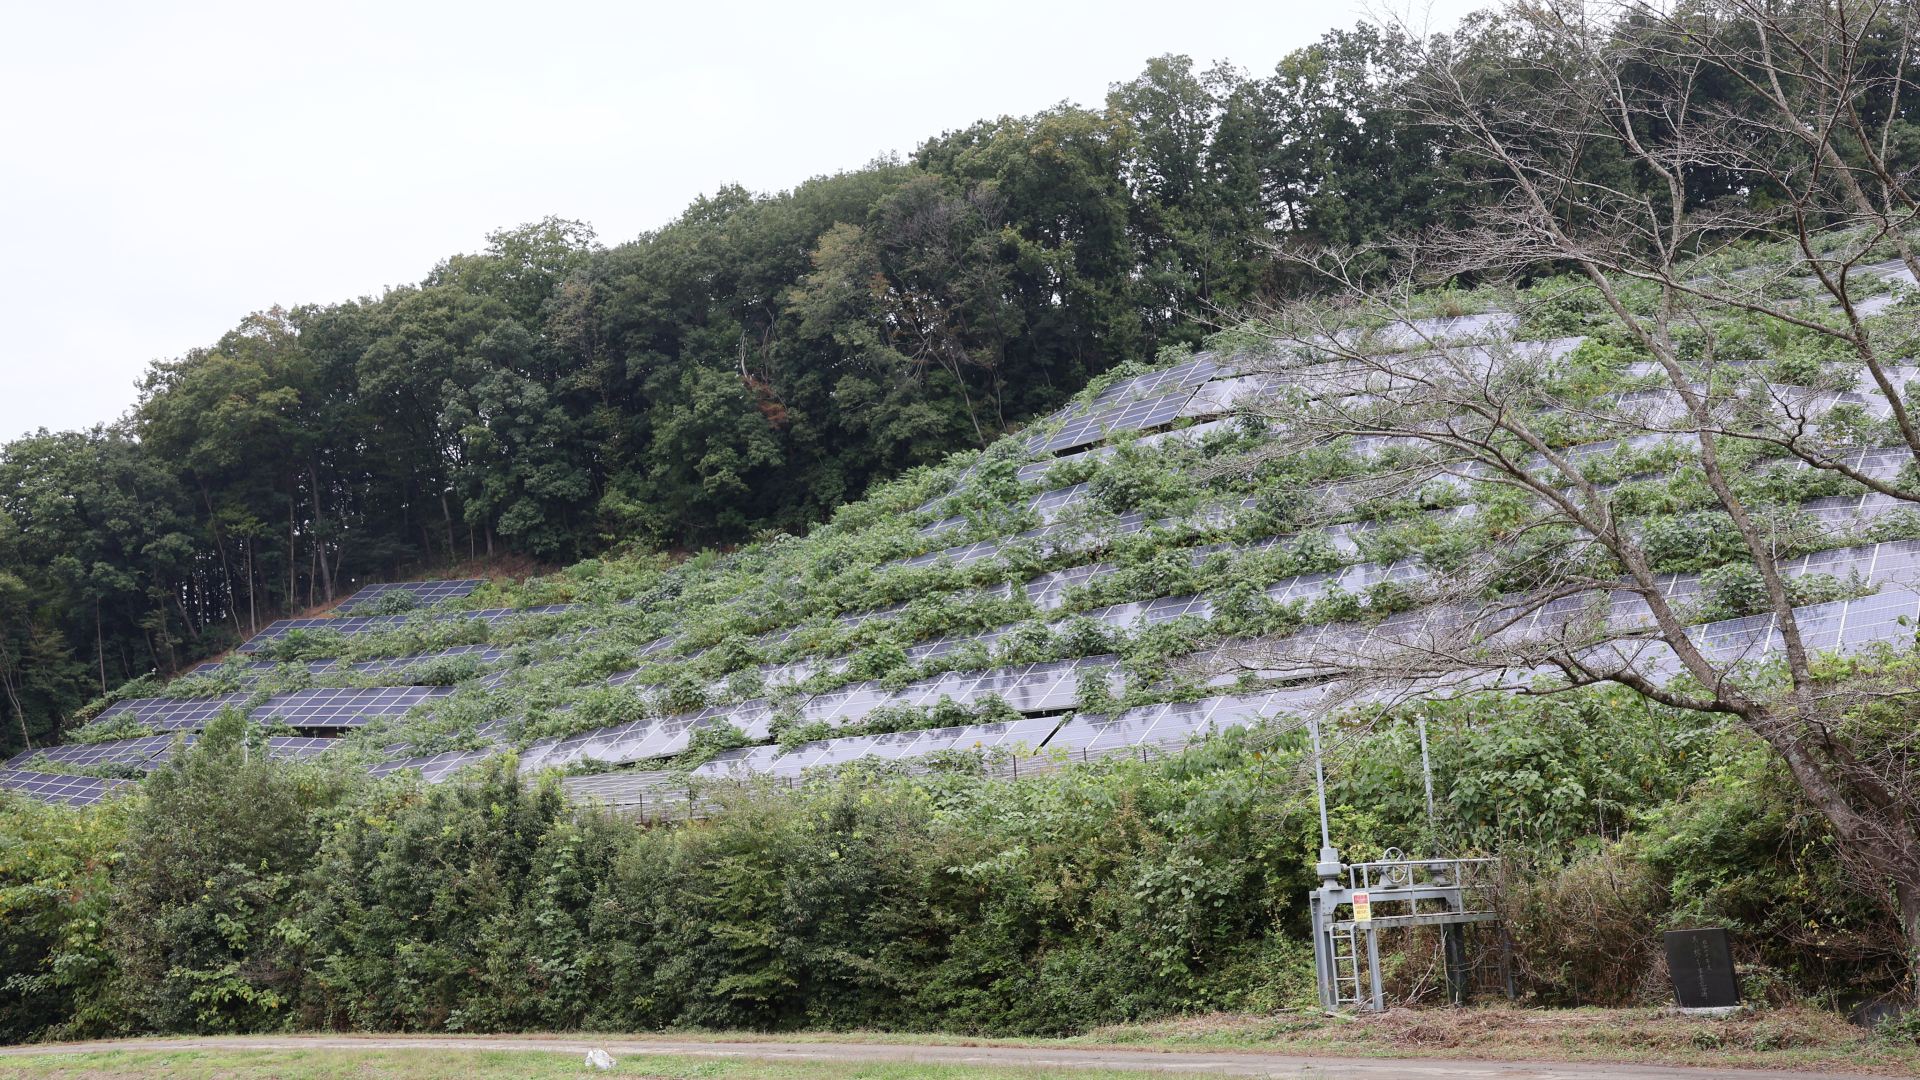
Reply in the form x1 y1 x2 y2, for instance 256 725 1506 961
1664 928 1740 1010
585 1047 616 1070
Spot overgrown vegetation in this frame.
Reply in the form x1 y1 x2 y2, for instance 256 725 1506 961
5 684 1912 1043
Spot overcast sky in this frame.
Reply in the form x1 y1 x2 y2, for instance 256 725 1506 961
0 0 1482 443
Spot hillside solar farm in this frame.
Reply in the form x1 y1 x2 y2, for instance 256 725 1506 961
9 252 1918 832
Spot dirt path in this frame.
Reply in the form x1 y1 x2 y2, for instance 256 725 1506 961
0 1034 1890 1079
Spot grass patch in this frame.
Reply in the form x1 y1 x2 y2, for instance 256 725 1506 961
4 1009 1915 1080
0 1046 1137 1080
1081 1004 1920 1073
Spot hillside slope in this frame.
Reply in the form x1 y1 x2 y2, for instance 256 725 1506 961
7 247 1916 814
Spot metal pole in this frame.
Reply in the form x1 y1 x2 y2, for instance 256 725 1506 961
1444 924 1469 1005
1309 715 1333 853
1418 715 1436 842
1366 925 1384 1011
1310 894 1333 1010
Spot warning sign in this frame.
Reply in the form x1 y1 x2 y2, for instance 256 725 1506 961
1353 891 1372 923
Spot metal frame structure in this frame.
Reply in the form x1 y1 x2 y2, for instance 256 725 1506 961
1304 716 1506 1012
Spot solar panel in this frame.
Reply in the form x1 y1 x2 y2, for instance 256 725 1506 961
1332 312 1522 350
253 686 458 728
1047 689 1326 760
5 734 178 770
560 769 682 809
347 644 507 676
0 769 133 806
238 604 579 652
693 714 1064 781
92 693 251 732
335 579 485 613
263 735 341 760
1030 388 1201 456
1087 355 1226 406
919 483 1092 538
370 747 498 782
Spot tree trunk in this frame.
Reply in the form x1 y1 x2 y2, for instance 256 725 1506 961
288 486 298 614
310 461 335 603
245 537 257 635
199 479 243 637
1900 879 1920 1007
440 491 457 562
94 600 105 695
1 662 30 751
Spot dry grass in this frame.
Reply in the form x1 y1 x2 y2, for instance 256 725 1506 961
1083 1003 1919 1073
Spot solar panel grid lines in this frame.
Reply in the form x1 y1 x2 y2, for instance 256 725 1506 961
1181 372 1286 419
94 693 252 731
335 579 485 613
560 769 684 809
141 734 203 767
0 769 135 806
262 736 340 760
1329 312 1523 351
253 685 459 728
370 747 499 783
693 713 1067 782
5 734 180 770
919 482 1094 538
1030 386 1202 456
345 642 507 673
238 602 582 651
1044 690 1300 760
1009 416 1253 488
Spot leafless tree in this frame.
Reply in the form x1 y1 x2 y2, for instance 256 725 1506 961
1234 0 1920 998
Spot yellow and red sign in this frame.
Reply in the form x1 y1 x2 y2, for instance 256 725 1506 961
1352 891 1372 923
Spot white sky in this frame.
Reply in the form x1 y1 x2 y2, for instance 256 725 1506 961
0 0 1482 443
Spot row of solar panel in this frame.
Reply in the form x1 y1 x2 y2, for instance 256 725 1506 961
134 357 1920 712
334 579 484 613
456 529 1903 782
606 454 1911 704
91 685 458 732
920 347 1883 573
693 494 1910 715
25 570 1920 806
567 577 1920 811
237 604 573 651
1011 316 1536 464
191 644 509 683
4 734 337 772
1236 538 1920 684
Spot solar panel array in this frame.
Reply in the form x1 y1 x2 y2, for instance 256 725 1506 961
238 604 575 651
0 770 133 806
6 734 181 770
335 579 485 613
253 686 459 728
20 320 1920 806
95 693 250 731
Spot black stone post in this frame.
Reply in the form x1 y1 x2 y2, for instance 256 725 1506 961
1664 928 1740 1009
1444 924 1469 1005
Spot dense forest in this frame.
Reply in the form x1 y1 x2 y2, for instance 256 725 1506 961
2 0 1916 760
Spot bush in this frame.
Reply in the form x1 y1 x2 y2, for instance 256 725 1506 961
1499 846 1666 1005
